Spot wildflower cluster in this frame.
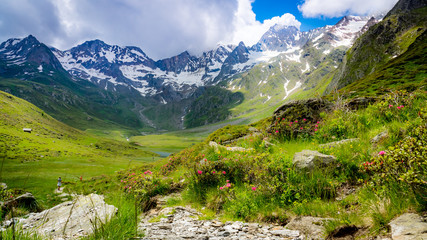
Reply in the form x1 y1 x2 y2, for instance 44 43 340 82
362 124 427 194
120 169 170 199
271 117 321 141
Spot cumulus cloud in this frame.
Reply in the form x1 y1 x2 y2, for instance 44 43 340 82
298 0 398 18
0 0 300 59
231 0 301 46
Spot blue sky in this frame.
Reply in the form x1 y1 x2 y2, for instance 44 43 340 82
252 0 342 31
0 0 398 59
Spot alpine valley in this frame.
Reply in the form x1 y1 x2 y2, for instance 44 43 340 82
1 0 426 239
1 14 383 131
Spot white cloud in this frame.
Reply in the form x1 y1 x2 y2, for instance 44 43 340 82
231 0 301 46
0 0 300 59
298 0 398 18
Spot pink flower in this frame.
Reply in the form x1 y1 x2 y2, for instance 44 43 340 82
222 171 226 174
389 104 393 108
251 187 257 191
212 171 216 174
226 183 231 188
197 170 203 175
315 129 318 131
317 121 320 124
315 125 318 127
300 127 303 130
378 151 386 156
226 180 230 183
220 187 223 190
397 106 401 110
275 130 279 133
400 105 404 108
294 120 298 123
303 118 306 121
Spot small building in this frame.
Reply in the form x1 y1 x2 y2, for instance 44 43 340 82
23 128 32 133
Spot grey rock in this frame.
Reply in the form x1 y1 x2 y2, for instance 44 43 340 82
389 213 427 240
292 150 337 170
270 229 300 237
371 131 389 144
319 138 359 148
16 193 117 239
286 216 333 240
139 205 301 240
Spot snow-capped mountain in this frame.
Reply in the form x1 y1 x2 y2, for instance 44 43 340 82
52 41 234 99
0 35 64 72
45 15 379 102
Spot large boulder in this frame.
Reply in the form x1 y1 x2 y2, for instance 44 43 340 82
389 213 427 240
18 193 117 239
2 192 38 211
271 99 332 125
293 150 337 170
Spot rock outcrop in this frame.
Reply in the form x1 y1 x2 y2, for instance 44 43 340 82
389 213 427 240
2 192 38 211
17 193 117 239
293 150 337 170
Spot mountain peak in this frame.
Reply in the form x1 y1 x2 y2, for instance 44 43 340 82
385 0 427 17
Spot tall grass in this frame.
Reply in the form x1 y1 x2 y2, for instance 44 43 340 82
82 193 141 239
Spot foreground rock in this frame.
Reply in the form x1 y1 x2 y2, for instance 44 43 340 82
17 193 117 239
293 150 337 170
139 206 302 240
2 192 38 211
389 213 427 240
286 216 332 240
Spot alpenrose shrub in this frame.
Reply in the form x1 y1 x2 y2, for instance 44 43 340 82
363 123 427 195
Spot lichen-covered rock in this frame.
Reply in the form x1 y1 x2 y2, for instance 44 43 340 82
285 216 333 240
293 150 337 170
389 213 427 240
272 99 332 125
17 193 117 240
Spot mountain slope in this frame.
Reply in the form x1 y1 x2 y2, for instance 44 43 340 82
0 36 156 130
326 1 427 92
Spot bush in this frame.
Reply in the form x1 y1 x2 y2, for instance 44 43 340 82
363 123 427 203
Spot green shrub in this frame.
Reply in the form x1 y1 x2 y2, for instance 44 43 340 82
363 123 427 203
206 125 250 144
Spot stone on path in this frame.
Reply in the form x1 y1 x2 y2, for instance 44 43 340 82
285 216 332 240
389 213 427 240
139 206 301 240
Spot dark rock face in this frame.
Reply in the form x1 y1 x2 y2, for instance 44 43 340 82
215 42 250 80
345 97 377 110
0 35 64 71
386 0 427 18
272 98 333 123
2 192 38 211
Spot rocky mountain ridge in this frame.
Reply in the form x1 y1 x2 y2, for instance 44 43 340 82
0 14 381 130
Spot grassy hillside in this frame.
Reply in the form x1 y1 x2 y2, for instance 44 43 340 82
327 6 427 92
63 89 427 239
0 90 157 205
